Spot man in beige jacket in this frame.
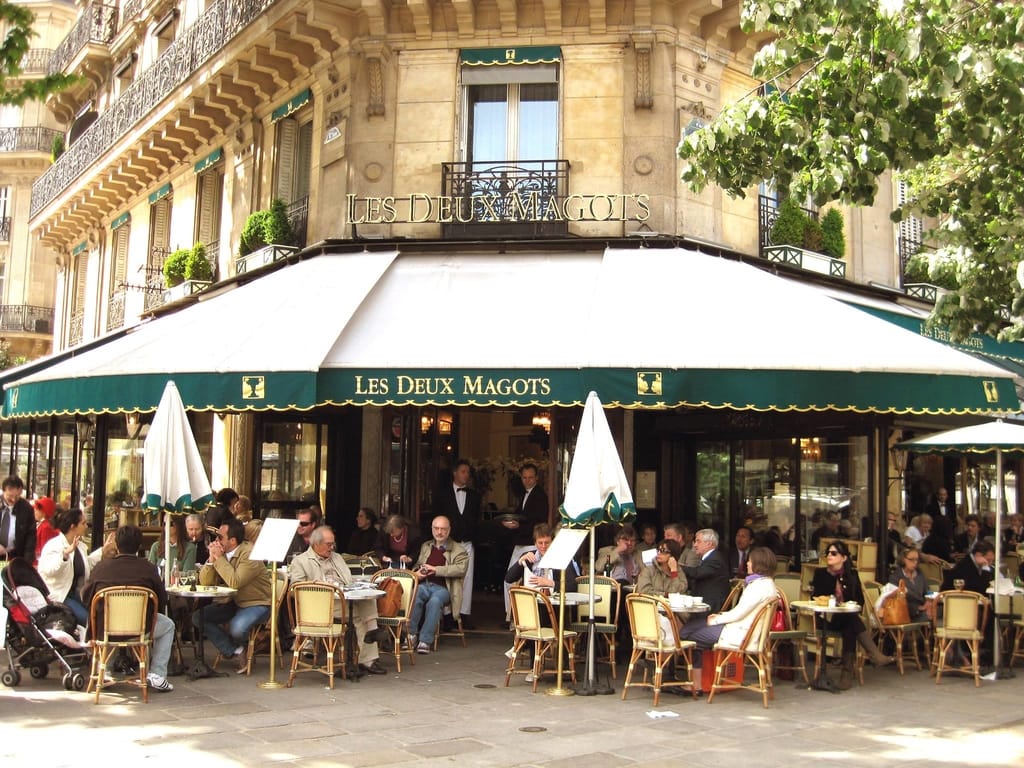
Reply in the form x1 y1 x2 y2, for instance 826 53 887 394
409 516 468 654
196 517 271 672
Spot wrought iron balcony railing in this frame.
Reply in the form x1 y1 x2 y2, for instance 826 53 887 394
286 197 308 248
439 160 571 238
32 0 279 219
0 126 62 154
0 217 10 241
757 194 819 256
69 309 85 346
106 289 127 331
121 0 144 25
0 305 54 334
18 49 55 76
47 3 118 76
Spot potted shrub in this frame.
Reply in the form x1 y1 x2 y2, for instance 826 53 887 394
769 197 807 247
264 198 295 247
239 210 271 256
904 251 958 302
821 209 846 260
162 247 189 287
184 242 213 282
236 198 298 273
51 133 65 162
802 216 824 253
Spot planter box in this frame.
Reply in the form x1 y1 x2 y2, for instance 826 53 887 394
904 282 949 304
234 244 299 275
763 245 847 279
161 279 211 305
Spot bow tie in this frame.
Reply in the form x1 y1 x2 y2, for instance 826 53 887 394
456 487 466 493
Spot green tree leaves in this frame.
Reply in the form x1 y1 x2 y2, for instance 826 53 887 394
1 2 77 105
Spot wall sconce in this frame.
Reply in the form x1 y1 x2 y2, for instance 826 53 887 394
125 411 143 440
532 411 552 433
75 414 95 444
438 411 453 435
420 414 434 434
889 446 908 475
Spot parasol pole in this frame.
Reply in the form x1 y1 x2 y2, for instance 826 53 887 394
165 508 172 588
993 449 1012 678
546 568 573 696
576 524 613 695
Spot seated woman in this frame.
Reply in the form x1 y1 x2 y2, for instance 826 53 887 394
811 539 892 689
679 546 777 689
347 507 379 556
635 539 687 597
886 546 932 622
147 514 197 579
37 508 107 626
376 514 420 569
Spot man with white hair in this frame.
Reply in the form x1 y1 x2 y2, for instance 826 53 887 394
680 529 731 612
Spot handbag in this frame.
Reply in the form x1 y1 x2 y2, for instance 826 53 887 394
771 602 787 632
879 579 911 625
376 577 403 618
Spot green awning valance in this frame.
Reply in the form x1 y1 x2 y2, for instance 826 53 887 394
111 212 130 231
271 89 311 122
194 148 223 174
72 241 87 256
148 183 172 204
460 46 562 66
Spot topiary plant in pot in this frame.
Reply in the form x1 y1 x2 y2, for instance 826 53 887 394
264 198 295 247
162 247 189 287
184 242 213 282
821 208 846 260
239 210 271 256
769 197 808 247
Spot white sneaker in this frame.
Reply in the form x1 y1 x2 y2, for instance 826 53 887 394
416 642 431 655
504 646 517 660
524 672 536 683
147 673 174 692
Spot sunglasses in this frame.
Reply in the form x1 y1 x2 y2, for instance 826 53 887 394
297 521 313 527
826 550 841 556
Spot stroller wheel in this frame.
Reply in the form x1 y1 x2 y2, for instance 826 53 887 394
1 669 21 687
30 664 49 679
62 673 73 690
71 673 86 691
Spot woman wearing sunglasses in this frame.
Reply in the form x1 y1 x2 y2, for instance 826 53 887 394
811 540 892 689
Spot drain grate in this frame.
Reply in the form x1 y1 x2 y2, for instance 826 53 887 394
519 726 547 733
474 683 497 689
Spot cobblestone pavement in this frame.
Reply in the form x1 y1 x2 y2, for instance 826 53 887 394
2 631 1023 767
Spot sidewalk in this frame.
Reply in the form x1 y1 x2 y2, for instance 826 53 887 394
2 630 1023 767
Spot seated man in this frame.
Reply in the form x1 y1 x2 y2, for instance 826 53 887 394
409 516 468 654
942 540 995 594
289 525 385 675
81 525 175 692
194 517 271 672
635 539 688 597
595 525 641 585
681 528 731 613
953 514 983 557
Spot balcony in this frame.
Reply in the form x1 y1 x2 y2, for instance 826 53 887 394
32 0 282 220
69 309 85 346
439 160 571 239
286 197 308 248
0 218 9 241
106 289 126 331
18 49 55 76
47 3 118 76
0 305 55 334
0 127 63 154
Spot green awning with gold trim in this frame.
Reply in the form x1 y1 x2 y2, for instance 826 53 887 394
460 46 561 66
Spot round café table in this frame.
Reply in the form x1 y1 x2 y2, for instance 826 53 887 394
341 585 386 680
792 599 861 691
166 584 237 680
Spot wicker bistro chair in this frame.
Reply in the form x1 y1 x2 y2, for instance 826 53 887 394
285 581 350 689
506 586 578 693
708 598 779 708
931 589 990 687
768 589 809 684
872 590 932 675
213 568 289 676
621 593 696 706
1010 614 1024 668
87 586 159 704
992 588 1024 656
568 575 621 679
372 569 419 672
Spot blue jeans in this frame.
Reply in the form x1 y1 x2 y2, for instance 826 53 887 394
64 593 88 627
149 614 175 678
409 582 450 646
193 602 270 656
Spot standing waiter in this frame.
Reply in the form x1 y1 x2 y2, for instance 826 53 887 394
434 459 481 629
502 463 549 622
0 476 36 562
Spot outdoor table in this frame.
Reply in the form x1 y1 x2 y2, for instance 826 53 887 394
341 585 386 680
167 584 237 680
986 584 1024 656
792 599 861 691
549 591 602 607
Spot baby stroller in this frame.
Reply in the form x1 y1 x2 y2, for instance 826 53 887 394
1 557 88 691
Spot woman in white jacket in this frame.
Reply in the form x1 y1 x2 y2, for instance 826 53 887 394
38 507 104 626
680 546 777 687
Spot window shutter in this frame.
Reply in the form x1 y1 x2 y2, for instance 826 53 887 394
295 121 313 200
196 170 222 246
275 117 297 203
74 252 88 312
896 181 922 247
110 226 129 295
0 186 10 218
149 197 171 266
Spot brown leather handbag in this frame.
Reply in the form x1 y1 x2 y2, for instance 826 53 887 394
880 579 911 625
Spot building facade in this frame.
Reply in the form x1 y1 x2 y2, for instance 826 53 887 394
3 0 1018 567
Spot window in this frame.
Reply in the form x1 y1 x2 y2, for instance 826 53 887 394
106 223 129 331
896 180 923 278
0 186 10 244
464 80 558 166
274 116 312 205
146 195 171 310
195 167 223 261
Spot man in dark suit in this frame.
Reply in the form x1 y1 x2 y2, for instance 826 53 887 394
502 463 550 621
0 476 36 562
926 486 957 543
434 459 481 627
681 528 731 612
728 525 754 579
942 540 995 594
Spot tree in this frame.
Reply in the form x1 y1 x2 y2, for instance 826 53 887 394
679 0 1024 341
1 2 78 105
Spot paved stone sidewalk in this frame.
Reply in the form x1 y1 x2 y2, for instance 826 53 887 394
2 633 1023 767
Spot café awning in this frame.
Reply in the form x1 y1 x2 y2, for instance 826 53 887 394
3 247 1018 417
